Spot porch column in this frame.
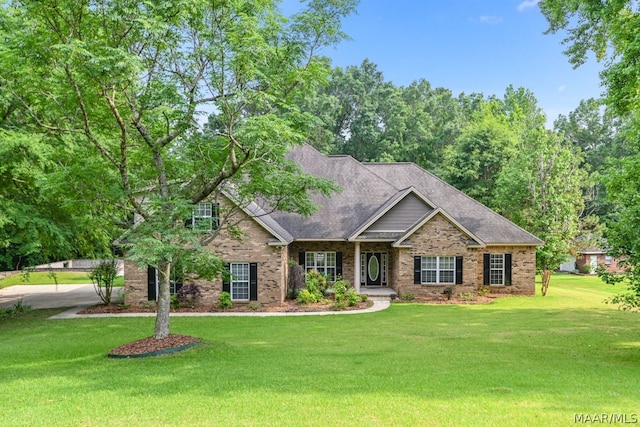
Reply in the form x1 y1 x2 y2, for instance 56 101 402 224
354 241 361 293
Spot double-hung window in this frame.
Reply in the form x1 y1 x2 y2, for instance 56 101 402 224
229 262 250 301
305 252 337 281
192 202 219 231
421 256 455 284
489 254 504 285
483 253 512 286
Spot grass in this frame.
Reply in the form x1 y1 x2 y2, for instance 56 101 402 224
0 273 638 426
0 272 124 288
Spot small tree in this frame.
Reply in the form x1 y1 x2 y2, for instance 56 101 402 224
89 260 119 306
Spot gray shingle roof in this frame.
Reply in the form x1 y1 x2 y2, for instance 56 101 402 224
267 144 542 245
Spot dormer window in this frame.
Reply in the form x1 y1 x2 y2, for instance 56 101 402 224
192 202 219 231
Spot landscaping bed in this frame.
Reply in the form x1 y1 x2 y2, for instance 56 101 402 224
108 334 200 358
79 298 373 315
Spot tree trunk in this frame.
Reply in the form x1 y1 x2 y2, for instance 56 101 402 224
154 258 171 339
541 269 552 296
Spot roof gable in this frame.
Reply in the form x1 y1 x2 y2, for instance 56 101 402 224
348 188 435 241
392 208 485 248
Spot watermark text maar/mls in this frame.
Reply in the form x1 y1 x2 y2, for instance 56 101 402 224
574 413 638 424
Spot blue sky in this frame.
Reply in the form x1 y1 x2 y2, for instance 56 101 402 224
287 0 605 124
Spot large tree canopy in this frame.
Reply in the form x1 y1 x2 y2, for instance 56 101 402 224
541 0 640 308
0 0 356 337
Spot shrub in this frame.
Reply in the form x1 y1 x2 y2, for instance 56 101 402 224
171 294 180 309
177 283 202 308
332 300 347 311
477 286 491 296
459 292 476 301
401 292 415 301
219 291 232 309
249 303 261 311
332 278 350 302
346 288 360 306
0 299 32 319
296 289 318 304
89 259 119 305
360 293 368 302
305 270 328 296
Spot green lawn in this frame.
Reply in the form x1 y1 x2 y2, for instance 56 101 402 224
0 272 124 288
0 273 638 426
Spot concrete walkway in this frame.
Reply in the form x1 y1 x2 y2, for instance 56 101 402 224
0 284 123 310
0 284 390 319
49 299 390 319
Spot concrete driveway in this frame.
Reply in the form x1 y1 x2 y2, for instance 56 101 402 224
0 284 123 309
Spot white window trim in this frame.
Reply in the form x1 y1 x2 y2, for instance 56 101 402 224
305 252 337 281
421 256 455 285
230 262 250 302
489 254 505 286
192 202 219 231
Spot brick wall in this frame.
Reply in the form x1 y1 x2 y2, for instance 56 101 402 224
124 196 287 307
394 213 477 298
476 246 536 295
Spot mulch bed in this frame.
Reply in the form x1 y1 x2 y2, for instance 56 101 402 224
395 295 497 305
108 334 200 358
80 299 372 315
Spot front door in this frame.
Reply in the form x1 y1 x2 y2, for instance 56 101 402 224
362 252 387 286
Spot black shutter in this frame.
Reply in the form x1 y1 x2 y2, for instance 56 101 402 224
147 266 157 301
249 262 258 301
222 263 230 293
299 251 305 268
336 252 343 278
414 256 422 284
483 254 491 286
505 254 512 286
455 256 463 284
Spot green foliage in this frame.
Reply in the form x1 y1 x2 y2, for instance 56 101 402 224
332 278 349 302
401 292 415 301
0 0 356 339
0 299 32 319
296 289 319 305
170 294 180 310
89 260 119 305
477 286 491 297
331 277 360 308
459 292 476 301
494 128 586 295
218 292 232 310
304 270 328 301
440 100 518 206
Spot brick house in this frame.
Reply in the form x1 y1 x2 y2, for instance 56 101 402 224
124 144 543 306
576 248 624 274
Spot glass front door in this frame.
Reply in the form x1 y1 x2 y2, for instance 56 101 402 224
361 252 387 286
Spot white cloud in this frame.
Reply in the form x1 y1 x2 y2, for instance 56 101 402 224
517 0 540 12
558 85 566 92
472 15 503 24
